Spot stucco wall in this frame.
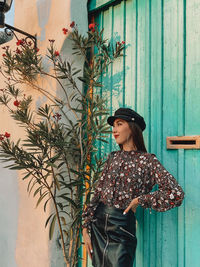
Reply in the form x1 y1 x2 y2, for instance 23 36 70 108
0 1 88 266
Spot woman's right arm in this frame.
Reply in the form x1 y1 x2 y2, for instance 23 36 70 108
82 152 112 229
82 228 93 259
82 152 112 259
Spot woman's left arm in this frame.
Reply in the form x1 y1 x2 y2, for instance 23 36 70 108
137 153 185 212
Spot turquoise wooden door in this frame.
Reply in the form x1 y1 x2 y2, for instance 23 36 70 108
86 0 200 266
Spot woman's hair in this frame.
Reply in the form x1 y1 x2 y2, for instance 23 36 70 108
119 121 147 152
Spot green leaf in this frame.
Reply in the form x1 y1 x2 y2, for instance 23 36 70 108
27 177 36 194
57 75 67 79
22 172 32 180
33 186 43 197
58 195 78 209
44 197 51 212
49 214 57 240
69 168 82 176
9 165 26 170
77 76 88 83
45 213 54 228
59 180 82 188
57 162 65 169
54 177 60 190
96 138 109 143
60 216 66 226
72 69 81 76
46 162 57 168
36 191 49 208
63 229 68 238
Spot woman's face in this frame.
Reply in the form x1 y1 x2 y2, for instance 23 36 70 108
112 118 133 146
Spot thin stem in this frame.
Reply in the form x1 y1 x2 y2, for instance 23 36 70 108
51 193 69 266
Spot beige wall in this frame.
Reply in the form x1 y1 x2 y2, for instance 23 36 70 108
0 1 88 266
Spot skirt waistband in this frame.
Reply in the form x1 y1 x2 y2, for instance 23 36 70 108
95 202 136 219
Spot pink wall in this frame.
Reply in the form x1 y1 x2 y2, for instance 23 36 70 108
0 1 88 266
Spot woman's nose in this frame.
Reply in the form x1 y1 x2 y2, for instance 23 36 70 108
112 129 117 134
112 125 117 133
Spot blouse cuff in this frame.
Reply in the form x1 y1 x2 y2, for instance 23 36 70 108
138 194 152 209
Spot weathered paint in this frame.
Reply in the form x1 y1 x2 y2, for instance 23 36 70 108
87 0 200 266
88 0 117 12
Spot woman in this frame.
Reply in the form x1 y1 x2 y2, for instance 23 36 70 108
82 107 184 267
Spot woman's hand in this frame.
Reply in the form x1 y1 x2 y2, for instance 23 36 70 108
82 228 93 260
123 197 139 214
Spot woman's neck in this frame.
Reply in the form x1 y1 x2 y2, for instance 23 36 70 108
122 144 137 151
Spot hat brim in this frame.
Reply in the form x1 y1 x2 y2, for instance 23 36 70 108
107 115 133 126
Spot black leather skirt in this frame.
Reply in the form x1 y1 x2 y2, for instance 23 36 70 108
91 202 137 267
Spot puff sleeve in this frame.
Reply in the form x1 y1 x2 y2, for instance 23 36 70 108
138 153 184 212
82 152 112 230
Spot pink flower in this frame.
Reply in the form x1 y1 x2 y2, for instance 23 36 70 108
54 51 59 57
62 28 68 35
13 100 20 107
4 132 10 138
53 113 62 120
70 21 75 28
16 39 24 46
122 41 125 44
16 48 22 54
89 23 95 30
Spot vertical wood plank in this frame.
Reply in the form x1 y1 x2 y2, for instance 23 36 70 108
137 0 150 149
125 0 136 109
124 2 138 266
176 1 186 266
177 149 185 267
101 6 113 156
162 0 183 266
150 1 163 266
110 1 125 151
136 1 150 266
185 0 200 266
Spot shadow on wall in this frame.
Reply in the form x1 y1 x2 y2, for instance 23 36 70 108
70 0 88 35
48 2 88 265
36 0 52 41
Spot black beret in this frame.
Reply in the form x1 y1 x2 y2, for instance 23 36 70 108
107 107 146 131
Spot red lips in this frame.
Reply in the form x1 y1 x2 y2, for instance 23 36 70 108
114 134 119 139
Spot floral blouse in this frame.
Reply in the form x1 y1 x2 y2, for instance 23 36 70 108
82 150 185 229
